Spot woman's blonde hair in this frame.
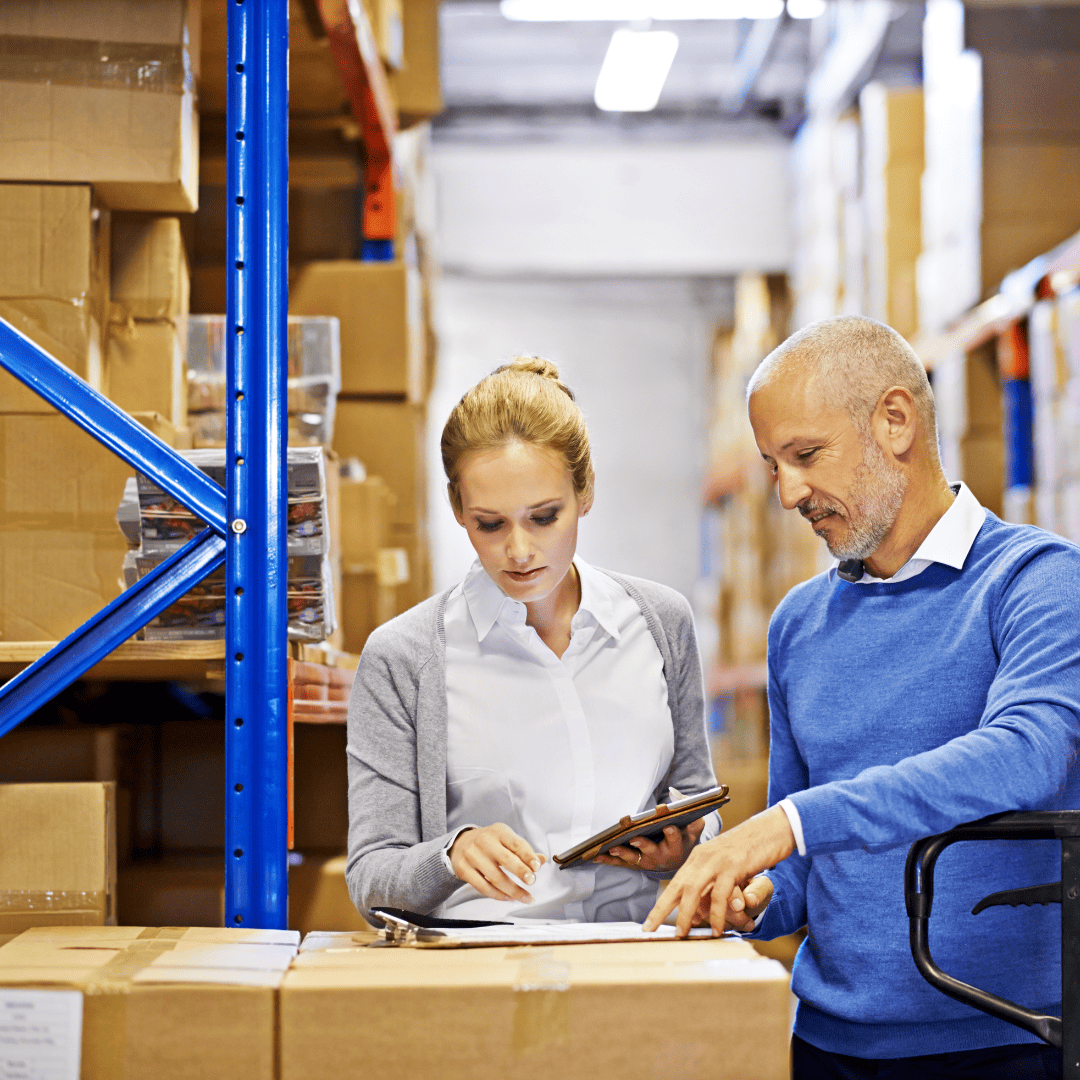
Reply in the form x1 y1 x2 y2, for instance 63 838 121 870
441 355 594 516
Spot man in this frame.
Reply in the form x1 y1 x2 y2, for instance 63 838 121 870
645 316 1078 1078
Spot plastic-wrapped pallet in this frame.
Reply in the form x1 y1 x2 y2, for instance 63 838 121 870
187 316 341 448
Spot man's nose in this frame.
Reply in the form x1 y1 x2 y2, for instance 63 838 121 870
776 466 812 511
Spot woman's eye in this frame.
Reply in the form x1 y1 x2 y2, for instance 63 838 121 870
532 513 558 527
476 520 502 533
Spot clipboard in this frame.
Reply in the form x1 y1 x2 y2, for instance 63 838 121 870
553 784 730 869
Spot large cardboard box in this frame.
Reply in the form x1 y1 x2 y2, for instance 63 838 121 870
0 783 117 932
103 320 187 428
0 183 108 412
290 261 423 399
0 411 179 642
118 857 224 927
0 1 200 211
288 854 370 936
110 214 189 324
339 569 397 655
280 936 791 1080
333 400 427 531
339 475 394 570
0 925 298 1080
389 0 443 122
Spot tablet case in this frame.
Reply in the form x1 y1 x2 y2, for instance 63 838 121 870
553 784 730 869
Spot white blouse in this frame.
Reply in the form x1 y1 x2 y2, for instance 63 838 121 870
439 557 703 923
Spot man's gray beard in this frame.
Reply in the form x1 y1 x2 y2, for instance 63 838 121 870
825 437 908 561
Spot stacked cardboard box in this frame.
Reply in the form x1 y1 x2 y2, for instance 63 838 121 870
861 85 924 341
0 1 200 212
1028 295 1080 541
281 936 790 1080
917 0 982 335
0 184 110 412
0 783 117 932
931 343 1005 515
0 926 298 1080
919 0 1080 333
105 213 191 428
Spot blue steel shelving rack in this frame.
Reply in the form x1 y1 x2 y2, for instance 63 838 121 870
0 0 396 929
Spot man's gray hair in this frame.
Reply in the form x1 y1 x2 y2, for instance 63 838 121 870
747 315 937 443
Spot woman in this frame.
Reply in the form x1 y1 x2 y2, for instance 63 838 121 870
346 356 719 923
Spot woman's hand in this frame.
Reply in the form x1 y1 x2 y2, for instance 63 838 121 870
448 823 547 903
592 818 706 873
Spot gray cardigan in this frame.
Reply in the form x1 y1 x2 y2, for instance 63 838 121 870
345 569 717 917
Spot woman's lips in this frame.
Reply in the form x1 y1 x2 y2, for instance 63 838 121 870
505 566 545 582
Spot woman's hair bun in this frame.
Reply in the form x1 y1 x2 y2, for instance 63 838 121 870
499 355 574 399
505 354 561 381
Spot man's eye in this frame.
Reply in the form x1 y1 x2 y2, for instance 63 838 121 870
532 513 558 527
476 520 502 533
797 449 818 462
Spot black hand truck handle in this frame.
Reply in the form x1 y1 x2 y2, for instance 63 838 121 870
905 810 1079 1049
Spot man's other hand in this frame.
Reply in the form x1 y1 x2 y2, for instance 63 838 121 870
642 805 795 936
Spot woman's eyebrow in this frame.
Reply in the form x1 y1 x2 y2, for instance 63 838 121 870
467 498 562 514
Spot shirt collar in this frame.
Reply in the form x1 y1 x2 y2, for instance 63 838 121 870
460 557 622 643
907 482 986 571
831 482 986 583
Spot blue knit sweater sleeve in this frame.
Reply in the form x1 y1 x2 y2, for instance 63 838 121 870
789 541 1080 856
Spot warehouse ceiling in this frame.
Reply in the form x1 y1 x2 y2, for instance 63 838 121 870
435 0 925 141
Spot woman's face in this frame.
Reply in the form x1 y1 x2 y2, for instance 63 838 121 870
454 440 591 602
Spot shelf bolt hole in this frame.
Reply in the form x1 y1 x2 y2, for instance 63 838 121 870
234 783 243 792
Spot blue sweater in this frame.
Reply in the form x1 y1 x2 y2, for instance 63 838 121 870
754 512 1080 1058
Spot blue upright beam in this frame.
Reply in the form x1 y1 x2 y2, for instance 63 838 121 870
224 0 290 929
0 531 226 736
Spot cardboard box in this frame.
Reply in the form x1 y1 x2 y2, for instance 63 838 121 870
388 0 443 122
280 937 790 1080
293 723 350 852
979 51 1080 141
0 782 116 932
339 476 394 570
0 1 200 211
339 569 399 654
288 854 370 936
110 213 189 323
0 925 298 1080
0 726 127 785
0 411 179 642
333 400 427 530
104 319 187 428
118 857 225 928
0 183 108 412
290 261 424 399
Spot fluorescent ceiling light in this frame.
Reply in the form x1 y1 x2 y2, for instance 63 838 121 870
786 0 826 17
594 28 679 111
501 0 783 20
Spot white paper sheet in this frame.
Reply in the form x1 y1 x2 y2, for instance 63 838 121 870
0 990 82 1080
383 920 720 948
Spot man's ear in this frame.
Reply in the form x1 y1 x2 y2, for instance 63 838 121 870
875 386 917 458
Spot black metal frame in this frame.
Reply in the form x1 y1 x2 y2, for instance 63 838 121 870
905 810 1080 1074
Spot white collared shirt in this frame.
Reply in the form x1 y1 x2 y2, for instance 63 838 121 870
439 557 705 923
778 483 986 857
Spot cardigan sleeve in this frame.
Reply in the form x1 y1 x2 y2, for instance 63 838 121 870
344 623 462 918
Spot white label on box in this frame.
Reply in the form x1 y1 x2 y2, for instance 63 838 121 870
0 990 82 1080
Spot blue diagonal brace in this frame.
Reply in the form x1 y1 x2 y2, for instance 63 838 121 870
0 317 227 534
0 530 227 736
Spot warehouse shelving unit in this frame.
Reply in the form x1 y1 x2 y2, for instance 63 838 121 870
0 0 391 930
